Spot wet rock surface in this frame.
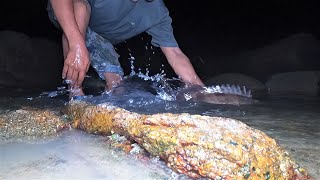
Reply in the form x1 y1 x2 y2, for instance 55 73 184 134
66 101 312 179
0 108 66 142
0 96 67 143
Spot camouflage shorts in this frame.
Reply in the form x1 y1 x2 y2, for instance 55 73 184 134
47 1 124 80
85 28 124 80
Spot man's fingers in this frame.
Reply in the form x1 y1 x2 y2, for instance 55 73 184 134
86 63 90 72
77 71 86 86
62 64 68 79
66 68 74 85
70 70 78 86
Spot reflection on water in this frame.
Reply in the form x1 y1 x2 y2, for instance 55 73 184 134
0 76 319 179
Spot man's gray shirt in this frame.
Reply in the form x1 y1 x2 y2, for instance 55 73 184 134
84 0 178 47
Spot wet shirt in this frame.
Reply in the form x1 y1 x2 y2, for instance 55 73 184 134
86 0 178 47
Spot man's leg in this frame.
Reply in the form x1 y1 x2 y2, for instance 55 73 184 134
61 0 91 97
104 72 123 91
85 28 125 92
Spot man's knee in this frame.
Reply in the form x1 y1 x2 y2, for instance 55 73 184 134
73 0 91 15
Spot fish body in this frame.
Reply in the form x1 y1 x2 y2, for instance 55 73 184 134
176 84 258 105
82 75 258 105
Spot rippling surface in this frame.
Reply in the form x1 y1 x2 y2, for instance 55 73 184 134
0 76 319 179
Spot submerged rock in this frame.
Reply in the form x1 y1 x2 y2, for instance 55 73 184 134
66 100 312 179
266 71 320 98
0 107 66 142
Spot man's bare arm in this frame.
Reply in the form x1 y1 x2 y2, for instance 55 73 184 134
161 47 204 86
50 0 82 42
50 0 90 87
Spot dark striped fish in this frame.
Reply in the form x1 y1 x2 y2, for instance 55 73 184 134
176 84 258 105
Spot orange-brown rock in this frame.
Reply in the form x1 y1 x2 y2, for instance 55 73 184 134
66 101 312 180
0 107 66 141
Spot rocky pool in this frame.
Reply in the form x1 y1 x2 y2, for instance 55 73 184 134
0 78 319 179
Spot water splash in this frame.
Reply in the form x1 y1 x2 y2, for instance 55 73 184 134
128 52 136 76
39 86 68 98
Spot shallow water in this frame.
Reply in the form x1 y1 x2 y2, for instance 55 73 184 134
0 130 176 180
0 77 319 179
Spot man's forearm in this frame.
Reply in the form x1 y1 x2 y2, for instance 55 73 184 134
50 0 83 43
161 47 204 86
170 54 204 86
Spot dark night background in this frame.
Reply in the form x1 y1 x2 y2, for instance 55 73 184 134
1 0 320 92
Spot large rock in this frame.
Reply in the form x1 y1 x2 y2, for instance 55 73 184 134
266 71 320 97
197 33 320 82
0 31 33 87
204 73 268 99
66 101 312 179
0 30 63 90
242 33 320 80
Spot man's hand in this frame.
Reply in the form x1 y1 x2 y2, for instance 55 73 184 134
62 40 90 87
50 0 90 88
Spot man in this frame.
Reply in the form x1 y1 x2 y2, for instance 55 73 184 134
47 0 204 99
